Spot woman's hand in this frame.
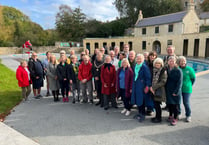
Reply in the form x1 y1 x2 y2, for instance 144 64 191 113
144 86 149 94
150 87 155 94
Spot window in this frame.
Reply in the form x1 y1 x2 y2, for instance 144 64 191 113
184 2 188 8
142 28 146 35
168 24 173 32
167 40 172 45
155 26 159 34
94 43 99 49
142 41 146 50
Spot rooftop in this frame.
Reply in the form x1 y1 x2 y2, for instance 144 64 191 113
135 11 187 27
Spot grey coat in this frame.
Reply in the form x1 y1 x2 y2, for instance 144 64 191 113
47 63 60 91
152 68 167 102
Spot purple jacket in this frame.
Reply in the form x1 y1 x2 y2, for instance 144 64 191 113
117 67 133 98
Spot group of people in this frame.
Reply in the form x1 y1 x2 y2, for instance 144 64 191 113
16 44 196 126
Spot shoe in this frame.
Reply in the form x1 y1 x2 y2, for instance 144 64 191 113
177 114 181 120
146 110 153 116
95 101 101 106
46 92 50 97
66 97 69 102
151 118 162 123
167 116 173 122
137 115 145 122
89 100 94 104
72 99 75 104
125 110 131 116
121 108 127 114
171 119 178 126
62 97 66 102
34 95 40 99
186 116 191 122
104 107 109 110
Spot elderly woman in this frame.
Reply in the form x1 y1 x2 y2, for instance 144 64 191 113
150 58 167 123
166 56 182 126
101 55 117 110
179 56 196 122
16 60 32 101
47 55 60 102
117 58 133 116
131 54 151 122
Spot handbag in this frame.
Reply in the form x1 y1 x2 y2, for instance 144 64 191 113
155 88 162 97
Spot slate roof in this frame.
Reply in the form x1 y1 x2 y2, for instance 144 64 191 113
199 12 209 19
135 11 187 27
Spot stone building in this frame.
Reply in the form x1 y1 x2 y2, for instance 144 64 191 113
83 0 209 58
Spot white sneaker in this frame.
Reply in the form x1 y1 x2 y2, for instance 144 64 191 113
186 116 191 122
125 110 131 116
121 108 127 114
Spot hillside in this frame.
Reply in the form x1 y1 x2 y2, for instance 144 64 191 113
0 6 57 47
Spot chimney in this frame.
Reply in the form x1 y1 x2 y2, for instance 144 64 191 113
138 10 143 20
187 0 195 11
135 10 143 26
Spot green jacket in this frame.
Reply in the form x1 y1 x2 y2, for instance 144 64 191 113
180 66 196 93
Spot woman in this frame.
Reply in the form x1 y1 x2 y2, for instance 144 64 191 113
57 56 70 102
179 56 196 122
166 56 182 126
117 58 133 116
92 52 104 107
131 54 151 122
145 51 157 115
16 60 32 101
101 55 117 110
150 58 167 123
47 55 60 102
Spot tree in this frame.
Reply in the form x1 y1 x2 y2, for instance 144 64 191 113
55 5 86 41
113 0 182 26
200 0 209 12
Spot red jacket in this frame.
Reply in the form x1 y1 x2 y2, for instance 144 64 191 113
100 64 116 95
16 65 31 87
78 61 92 81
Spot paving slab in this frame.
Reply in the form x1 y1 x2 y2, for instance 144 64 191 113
1 54 209 145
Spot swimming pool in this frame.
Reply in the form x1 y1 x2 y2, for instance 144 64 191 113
187 60 209 73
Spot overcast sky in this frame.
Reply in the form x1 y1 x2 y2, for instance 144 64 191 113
0 0 119 29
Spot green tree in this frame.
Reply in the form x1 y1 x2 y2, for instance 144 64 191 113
113 0 182 26
55 5 86 41
200 0 209 12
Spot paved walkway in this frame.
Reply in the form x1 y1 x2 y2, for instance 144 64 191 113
1 54 209 145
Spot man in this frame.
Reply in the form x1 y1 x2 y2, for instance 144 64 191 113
163 45 178 67
92 52 104 106
78 55 93 104
109 50 119 70
128 50 136 70
100 47 106 60
143 52 149 62
114 46 120 59
28 52 45 99
42 51 51 96
23 40 33 51
123 44 130 58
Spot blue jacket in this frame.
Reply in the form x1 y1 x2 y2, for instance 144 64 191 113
166 67 182 104
131 63 151 106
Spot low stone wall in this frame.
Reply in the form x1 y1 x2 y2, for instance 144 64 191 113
0 46 84 55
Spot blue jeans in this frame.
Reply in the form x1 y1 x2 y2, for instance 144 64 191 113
182 93 191 117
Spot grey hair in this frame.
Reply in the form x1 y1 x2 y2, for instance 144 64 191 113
153 58 164 67
136 53 144 59
167 45 175 50
178 56 187 63
121 58 130 67
168 56 176 62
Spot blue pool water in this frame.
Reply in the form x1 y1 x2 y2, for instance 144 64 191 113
187 60 209 73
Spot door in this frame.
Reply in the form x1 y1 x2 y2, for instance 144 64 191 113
86 43 90 52
153 41 161 54
205 38 209 58
183 39 188 56
193 39 199 57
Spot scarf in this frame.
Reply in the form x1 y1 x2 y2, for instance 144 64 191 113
134 63 143 81
152 67 162 86
104 63 112 71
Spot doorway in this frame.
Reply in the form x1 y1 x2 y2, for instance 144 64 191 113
183 39 188 56
153 41 161 54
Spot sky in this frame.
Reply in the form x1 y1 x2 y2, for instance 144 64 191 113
0 0 119 29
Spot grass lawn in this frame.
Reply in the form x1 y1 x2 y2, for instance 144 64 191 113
0 60 22 120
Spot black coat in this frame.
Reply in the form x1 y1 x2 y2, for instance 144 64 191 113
28 58 45 79
56 62 69 81
92 59 104 79
68 64 78 84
